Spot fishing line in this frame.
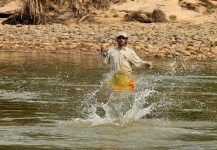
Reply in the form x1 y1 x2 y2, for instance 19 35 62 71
78 14 103 46
85 14 109 58
89 21 103 47
78 14 110 73
79 14 103 48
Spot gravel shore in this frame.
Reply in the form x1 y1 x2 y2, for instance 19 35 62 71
0 22 216 59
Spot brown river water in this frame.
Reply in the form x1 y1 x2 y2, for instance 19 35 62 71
0 52 216 149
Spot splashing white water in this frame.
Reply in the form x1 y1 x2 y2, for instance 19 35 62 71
73 77 157 126
70 58 196 126
121 89 156 126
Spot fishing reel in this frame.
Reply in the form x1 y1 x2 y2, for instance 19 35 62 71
102 51 108 57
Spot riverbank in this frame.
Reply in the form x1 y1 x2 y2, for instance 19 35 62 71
0 22 216 60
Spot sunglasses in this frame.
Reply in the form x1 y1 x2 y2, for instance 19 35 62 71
117 36 128 40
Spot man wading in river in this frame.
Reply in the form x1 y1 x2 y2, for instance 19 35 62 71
101 31 152 75
100 32 153 117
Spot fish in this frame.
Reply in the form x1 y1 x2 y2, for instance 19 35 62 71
109 71 135 91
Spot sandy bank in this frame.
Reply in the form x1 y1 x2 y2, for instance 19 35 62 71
0 22 216 60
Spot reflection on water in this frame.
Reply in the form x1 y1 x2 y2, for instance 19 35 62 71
0 52 216 149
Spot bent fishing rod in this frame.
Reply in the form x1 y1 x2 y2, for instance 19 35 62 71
89 24 108 57
89 23 103 47
79 14 108 57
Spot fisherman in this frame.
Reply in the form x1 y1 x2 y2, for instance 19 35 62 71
101 31 152 75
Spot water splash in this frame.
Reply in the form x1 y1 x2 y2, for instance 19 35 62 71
68 58 216 126
120 89 156 126
71 74 158 126
169 57 189 75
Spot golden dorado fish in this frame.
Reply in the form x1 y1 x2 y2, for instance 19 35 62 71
109 71 135 91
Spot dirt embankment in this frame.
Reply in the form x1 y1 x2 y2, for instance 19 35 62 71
0 22 216 59
0 0 217 60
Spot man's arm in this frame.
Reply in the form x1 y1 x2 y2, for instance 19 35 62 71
127 49 152 69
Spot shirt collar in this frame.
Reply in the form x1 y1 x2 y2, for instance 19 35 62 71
116 46 128 51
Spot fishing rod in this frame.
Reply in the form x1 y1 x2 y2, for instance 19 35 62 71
79 14 103 46
89 22 103 47
89 23 108 57
79 14 107 57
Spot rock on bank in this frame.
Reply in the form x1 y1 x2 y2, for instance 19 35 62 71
0 22 216 60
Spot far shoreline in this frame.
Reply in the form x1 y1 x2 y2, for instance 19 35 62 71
0 22 216 60
0 49 216 62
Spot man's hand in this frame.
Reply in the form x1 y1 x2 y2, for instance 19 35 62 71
101 46 107 57
101 46 105 53
144 61 153 68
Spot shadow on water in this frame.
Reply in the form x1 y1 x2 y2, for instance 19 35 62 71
0 52 216 149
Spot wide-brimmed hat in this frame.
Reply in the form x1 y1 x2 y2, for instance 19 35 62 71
116 32 128 38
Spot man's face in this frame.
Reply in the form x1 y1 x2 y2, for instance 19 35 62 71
117 36 128 46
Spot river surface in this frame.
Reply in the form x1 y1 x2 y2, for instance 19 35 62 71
0 52 216 150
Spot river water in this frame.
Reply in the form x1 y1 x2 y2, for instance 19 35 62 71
0 52 216 150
